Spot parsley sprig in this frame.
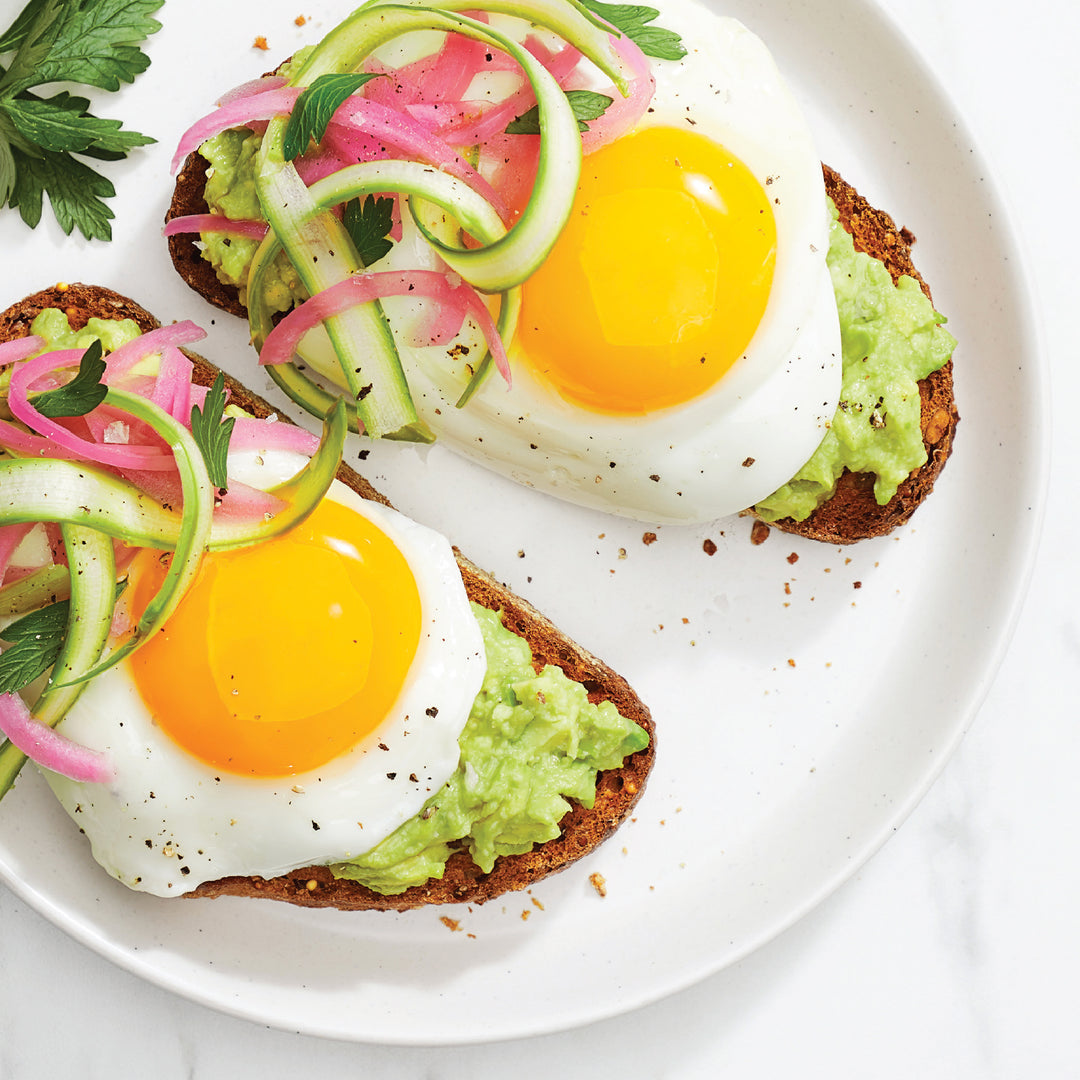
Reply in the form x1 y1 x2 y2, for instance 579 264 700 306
580 0 686 61
0 0 164 241
32 339 107 418
506 89 614 135
189 373 235 492
343 193 396 267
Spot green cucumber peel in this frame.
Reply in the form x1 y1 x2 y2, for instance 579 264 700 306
0 401 346 552
0 524 116 801
251 159 521 410
0 564 72 619
51 387 215 685
255 120 426 441
340 0 628 94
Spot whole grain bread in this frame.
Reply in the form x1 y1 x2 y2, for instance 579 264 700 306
167 154 958 544
1 283 654 911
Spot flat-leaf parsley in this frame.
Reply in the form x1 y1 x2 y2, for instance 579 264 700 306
0 0 164 240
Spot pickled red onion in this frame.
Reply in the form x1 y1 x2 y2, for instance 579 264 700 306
0 692 114 784
102 321 206 381
258 270 511 386
217 74 289 106
163 214 270 242
171 87 301 174
323 98 510 223
0 335 44 366
7 355 177 472
228 416 321 457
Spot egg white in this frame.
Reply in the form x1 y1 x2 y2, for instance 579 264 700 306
42 449 485 897
295 0 842 524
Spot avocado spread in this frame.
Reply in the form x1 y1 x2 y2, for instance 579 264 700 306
753 201 956 521
331 604 649 894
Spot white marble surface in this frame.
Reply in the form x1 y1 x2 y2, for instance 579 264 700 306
1 0 1076 1075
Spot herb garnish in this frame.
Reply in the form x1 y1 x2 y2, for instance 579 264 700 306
189 373 235 492
343 193 396 267
580 0 686 61
506 89 614 134
0 0 164 240
32 339 107 419
0 582 125 695
282 72 384 161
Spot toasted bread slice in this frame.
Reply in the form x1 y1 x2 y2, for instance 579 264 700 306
765 167 959 544
1 283 654 911
166 156 957 544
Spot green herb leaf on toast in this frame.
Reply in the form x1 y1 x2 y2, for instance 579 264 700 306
282 72 384 161
343 193 395 267
190 372 235 492
32 340 108 418
506 89 614 134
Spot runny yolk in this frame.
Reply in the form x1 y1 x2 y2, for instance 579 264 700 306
517 125 776 415
127 498 422 777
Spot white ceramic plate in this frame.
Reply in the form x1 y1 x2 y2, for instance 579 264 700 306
0 0 1046 1045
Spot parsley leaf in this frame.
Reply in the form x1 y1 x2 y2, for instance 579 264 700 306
7 144 116 237
4 92 155 154
0 0 162 240
283 72 384 161
32 339 107 418
505 90 614 135
190 373 235 492
343 194 396 267
579 0 686 61
0 582 125 694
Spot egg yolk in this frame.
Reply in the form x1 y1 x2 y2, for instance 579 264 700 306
127 498 422 777
518 125 776 415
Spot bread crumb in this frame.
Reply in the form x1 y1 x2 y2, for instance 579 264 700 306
853 580 862 589
521 909 531 921
702 538 717 556
750 520 770 545
618 547 627 559
440 916 462 932
589 872 607 897
294 14 307 25
783 582 791 595
531 896 545 910
253 35 270 49
787 658 796 667
787 551 799 564
642 531 657 545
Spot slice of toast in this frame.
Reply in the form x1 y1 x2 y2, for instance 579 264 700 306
166 154 958 544
0 282 654 911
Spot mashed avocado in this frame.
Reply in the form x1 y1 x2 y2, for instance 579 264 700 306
330 604 649 894
754 201 956 521
200 129 307 314
29 308 142 354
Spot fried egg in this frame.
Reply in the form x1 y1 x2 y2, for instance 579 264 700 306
42 449 485 896
362 0 842 523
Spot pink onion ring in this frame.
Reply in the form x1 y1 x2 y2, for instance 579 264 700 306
0 692 114 784
259 270 511 386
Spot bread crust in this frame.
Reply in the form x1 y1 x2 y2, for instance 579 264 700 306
167 156 958 544
1 283 654 911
